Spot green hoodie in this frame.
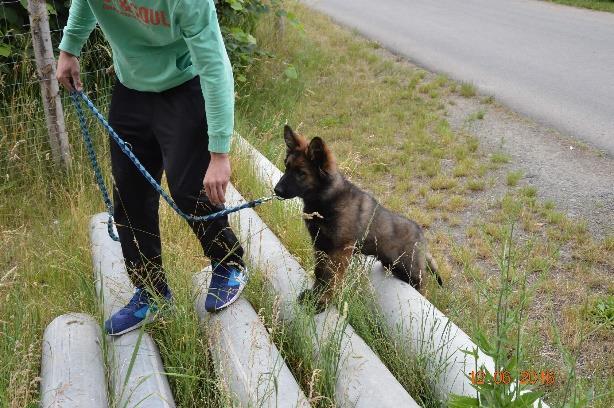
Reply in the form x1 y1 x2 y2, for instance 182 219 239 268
59 0 234 153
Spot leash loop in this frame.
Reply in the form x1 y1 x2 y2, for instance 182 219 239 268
70 90 279 241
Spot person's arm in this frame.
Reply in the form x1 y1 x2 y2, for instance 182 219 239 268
57 0 97 90
175 0 235 205
59 0 97 57
175 0 235 154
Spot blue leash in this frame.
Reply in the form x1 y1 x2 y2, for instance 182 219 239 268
70 90 279 242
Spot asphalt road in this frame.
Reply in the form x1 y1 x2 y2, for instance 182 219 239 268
305 0 614 156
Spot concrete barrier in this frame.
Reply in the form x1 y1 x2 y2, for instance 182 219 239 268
193 269 310 407
40 313 109 408
235 136 550 407
369 262 549 407
90 213 175 408
369 261 493 398
226 184 419 408
235 136 282 186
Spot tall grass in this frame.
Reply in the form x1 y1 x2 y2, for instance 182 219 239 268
2 2 612 407
232 3 613 407
0 35 230 406
0 36 111 404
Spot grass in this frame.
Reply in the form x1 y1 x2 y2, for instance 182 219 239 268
506 170 523 187
587 295 614 328
459 82 477 97
467 110 486 121
545 0 614 12
1 2 612 407
232 153 442 407
491 151 511 164
0 38 229 407
467 178 486 192
232 3 613 407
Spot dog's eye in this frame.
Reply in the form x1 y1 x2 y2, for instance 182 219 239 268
297 170 307 179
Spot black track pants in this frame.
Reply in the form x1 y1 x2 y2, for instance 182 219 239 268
108 76 244 295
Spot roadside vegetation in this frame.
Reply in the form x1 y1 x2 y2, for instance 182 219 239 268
0 52 228 406
546 0 614 12
0 1 285 406
233 3 613 407
1 1 612 407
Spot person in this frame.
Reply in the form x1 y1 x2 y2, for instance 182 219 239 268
57 0 247 336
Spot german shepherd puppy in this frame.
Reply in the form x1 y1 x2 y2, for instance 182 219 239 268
274 125 442 309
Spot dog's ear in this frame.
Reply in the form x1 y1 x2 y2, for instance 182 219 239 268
284 125 307 152
308 137 336 173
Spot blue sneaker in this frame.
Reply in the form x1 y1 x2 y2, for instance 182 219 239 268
205 264 247 312
105 287 172 336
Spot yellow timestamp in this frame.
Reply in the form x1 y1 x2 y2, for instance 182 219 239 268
469 370 556 386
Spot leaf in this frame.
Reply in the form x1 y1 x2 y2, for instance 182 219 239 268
19 0 28 10
283 65 298 80
506 356 518 374
447 395 480 408
230 27 247 40
510 391 543 407
285 11 304 30
0 44 11 57
46 2 57 15
227 0 244 11
459 347 479 358
474 331 495 356
1 8 22 28
286 11 299 25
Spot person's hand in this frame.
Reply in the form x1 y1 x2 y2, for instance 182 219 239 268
204 153 231 206
56 51 82 91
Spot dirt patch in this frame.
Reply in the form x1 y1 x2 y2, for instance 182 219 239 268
370 48 614 238
445 96 614 238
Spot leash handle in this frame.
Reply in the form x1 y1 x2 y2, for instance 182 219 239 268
70 90 279 241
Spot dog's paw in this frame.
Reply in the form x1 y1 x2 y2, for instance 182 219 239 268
297 289 327 314
297 289 309 304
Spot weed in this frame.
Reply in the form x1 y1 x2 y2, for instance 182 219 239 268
459 82 477 97
426 193 445 209
467 178 486 192
445 195 469 212
449 226 543 407
520 186 538 199
587 296 614 328
506 170 523 187
490 151 511 164
453 160 473 177
430 175 458 190
468 110 486 121
482 95 495 104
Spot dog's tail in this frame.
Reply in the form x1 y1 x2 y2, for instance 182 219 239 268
426 252 443 287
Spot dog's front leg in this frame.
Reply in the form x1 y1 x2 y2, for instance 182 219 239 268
299 246 353 312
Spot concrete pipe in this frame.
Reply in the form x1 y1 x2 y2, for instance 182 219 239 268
90 213 175 408
193 269 310 407
40 313 109 408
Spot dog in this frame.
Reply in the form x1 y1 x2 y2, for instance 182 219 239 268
274 125 442 309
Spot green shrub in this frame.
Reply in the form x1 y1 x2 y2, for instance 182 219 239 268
0 0 294 83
